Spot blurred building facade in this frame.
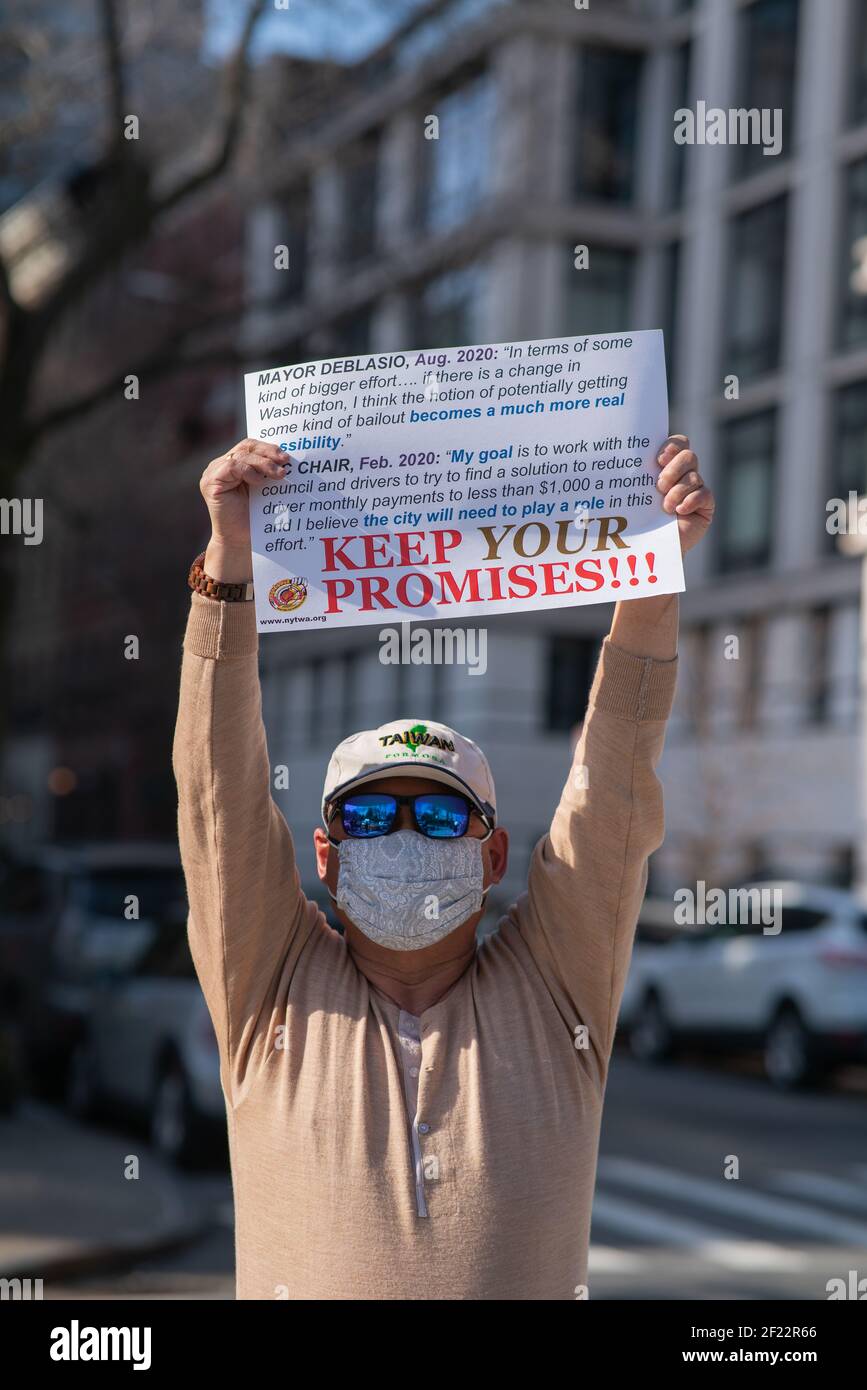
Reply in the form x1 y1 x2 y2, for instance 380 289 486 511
243 0 867 905
0 0 240 849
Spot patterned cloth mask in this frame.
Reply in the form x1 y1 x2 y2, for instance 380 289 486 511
334 828 487 950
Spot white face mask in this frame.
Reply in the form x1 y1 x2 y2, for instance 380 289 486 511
333 828 487 951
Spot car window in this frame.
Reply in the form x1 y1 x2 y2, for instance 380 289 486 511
0 861 46 916
68 867 186 921
710 905 829 938
50 867 186 982
134 926 197 980
54 919 157 982
775 907 828 934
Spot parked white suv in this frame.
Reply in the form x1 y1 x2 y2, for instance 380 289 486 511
622 883 867 1089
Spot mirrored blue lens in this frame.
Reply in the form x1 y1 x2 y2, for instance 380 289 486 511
414 794 470 838
341 794 397 837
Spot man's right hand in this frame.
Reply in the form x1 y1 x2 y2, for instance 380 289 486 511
199 439 290 581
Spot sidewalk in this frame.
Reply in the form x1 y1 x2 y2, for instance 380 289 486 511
0 1102 208 1282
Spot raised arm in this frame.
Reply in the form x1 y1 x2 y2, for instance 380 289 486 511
172 440 316 1077
505 436 714 1087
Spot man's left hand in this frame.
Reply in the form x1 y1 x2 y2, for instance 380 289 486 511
656 435 715 555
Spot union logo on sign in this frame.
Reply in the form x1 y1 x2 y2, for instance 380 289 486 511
269 578 308 612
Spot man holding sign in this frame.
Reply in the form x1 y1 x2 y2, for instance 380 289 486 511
244 330 685 628
173 419 713 1300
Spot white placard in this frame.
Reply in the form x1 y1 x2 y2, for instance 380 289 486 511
244 329 684 631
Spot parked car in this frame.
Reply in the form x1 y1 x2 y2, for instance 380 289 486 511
66 912 225 1168
622 882 867 1089
619 894 687 1028
22 843 187 1096
17 840 224 1165
0 847 55 1110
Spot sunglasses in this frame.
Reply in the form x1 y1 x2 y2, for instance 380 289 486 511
329 790 486 840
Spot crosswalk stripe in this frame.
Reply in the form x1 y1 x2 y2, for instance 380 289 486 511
592 1193 810 1270
592 1192 724 1247
769 1171 867 1214
587 1245 646 1273
598 1157 867 1246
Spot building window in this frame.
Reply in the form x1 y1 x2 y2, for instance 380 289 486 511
273 191 309 304
565 246 634 336
832 377 867 502
839 156 867 349
736 0 800 176
575 46 644 203
849 0 867 125
806 607 831 724
340 135 380 265
341 651 359 733
417 68 494 234
308 659 325 742
430 657 447 726
544 636 601 733
659 240 681 401
671 42 692 203
717 411 776 573
412 263 485 347
737 616 765 731
726 197 788 379
686 622 711 737
390 660 409 720
336 308 373 355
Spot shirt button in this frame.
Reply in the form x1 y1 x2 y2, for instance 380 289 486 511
418 1122 430 1134
410 1066 419 1078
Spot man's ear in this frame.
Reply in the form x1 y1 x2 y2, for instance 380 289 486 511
313 826 331 882
486 827 508 887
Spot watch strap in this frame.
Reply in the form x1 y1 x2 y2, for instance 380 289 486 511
188 551 254 602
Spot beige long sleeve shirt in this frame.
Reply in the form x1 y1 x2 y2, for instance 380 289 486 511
173 592 678 1300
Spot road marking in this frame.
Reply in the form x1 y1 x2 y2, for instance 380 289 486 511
592 1192 726 1247
769 1170 867 1215
599 1157 867 1246
587 1245 645 1272
592 1193 810 1271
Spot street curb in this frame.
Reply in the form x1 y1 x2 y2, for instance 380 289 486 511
0 1214 210 1284
0 1100 218 1285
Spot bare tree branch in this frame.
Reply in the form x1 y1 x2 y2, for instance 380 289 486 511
24 289 291 444
0 250 16 317
27 0 267 346
98 0 127 154
155 0 268 216
24 346 244 445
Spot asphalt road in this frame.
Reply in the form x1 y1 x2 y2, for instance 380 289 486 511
44 1053 867 1301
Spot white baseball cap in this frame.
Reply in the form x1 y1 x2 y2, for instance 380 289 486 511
322 717 497 829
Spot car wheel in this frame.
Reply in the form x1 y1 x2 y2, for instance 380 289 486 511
764 1007 821 1090
629 992 674 1064
151 1061 206 1168
65 1037 102 1121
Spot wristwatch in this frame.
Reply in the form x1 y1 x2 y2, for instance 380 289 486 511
188 551 254 602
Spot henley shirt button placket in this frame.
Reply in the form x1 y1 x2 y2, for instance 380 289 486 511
398 1009 430 1218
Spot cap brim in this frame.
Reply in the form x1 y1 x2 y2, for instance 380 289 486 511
323 763 495 827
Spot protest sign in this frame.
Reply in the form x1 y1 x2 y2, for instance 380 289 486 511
244 329 684 632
